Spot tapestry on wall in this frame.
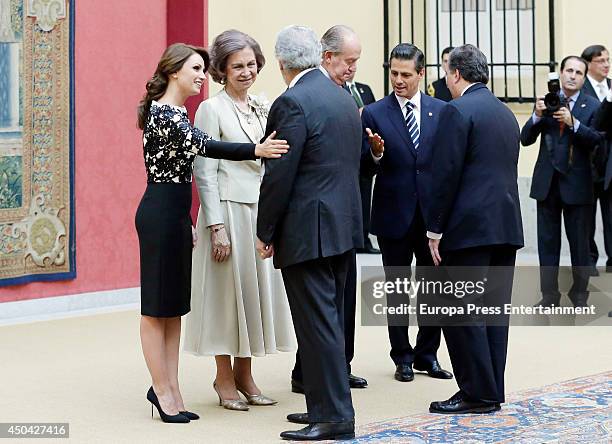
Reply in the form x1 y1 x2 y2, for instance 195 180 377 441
0 0 75 286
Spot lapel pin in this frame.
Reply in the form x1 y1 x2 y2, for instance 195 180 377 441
581 104 586 108
428 112 433 116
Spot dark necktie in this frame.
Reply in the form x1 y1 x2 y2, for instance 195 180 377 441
405 102 419 150
349 83 364 108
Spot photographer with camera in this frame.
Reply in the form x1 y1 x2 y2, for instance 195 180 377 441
521 55 604 308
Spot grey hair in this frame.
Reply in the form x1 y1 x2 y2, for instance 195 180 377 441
275 25 322 70
321 25 356 53
448 44 489 84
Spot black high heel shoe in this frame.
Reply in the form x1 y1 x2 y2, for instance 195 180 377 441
179 411 200 420
147 387 190 423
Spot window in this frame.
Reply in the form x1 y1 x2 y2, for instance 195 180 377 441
496 0 534 10
442 0 486 12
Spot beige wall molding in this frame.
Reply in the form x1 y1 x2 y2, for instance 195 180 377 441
27 0 66 32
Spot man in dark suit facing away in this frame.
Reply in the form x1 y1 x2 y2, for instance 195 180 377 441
361 43 453 384
521 56 604 308
426 46 454 102
426 44 524 414
288 24 368 396
256 25 362 441
580 45 612 274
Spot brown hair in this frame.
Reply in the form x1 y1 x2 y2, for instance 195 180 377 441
137 43 210 129
208 30 265 84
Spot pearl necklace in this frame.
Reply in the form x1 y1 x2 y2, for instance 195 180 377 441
227 91 255 124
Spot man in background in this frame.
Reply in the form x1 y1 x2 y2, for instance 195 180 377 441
581 45 612 275
345 71 379 255
521 56 603 308
427 46 454 102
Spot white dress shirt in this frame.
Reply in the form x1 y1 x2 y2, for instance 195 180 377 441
371 91 422 163
587 74 610 102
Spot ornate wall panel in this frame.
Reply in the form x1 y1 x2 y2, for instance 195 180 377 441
0 0 74 285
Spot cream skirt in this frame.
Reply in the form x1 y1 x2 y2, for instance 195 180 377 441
184 201 296 357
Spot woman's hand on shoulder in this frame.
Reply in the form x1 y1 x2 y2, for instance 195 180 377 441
255 131 289 159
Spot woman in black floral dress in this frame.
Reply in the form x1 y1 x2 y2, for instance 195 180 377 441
135 43 288 423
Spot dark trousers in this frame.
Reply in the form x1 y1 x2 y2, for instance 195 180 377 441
292 250 357 380
589 181 612 266
377 207 441 367
282 250 354 423
442 244 516 404
537 177 592 303
360 174 373 245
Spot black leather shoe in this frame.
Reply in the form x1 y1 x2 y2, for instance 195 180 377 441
348 373 368 388
569 293 589 308
533 298 559 308
287 412 309 424
357 239 380 254
429 393 497 414
294 375 367 393
414 360 453 379
494 403 501 411
280 422 355 441
608 310 612 317
357 245 380 254
394 364 414 382
291 378 305 394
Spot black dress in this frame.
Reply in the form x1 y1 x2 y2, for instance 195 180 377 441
136 101 256 317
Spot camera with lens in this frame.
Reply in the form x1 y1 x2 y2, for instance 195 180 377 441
543 72 568 116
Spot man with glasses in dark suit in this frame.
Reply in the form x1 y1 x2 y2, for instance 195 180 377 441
581 45 612 276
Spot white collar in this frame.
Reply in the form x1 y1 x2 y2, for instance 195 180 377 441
151 100 186 111
587 74 608 87
289 67 317 88
395 90 421 110
318 65 331 80
461 82 481 96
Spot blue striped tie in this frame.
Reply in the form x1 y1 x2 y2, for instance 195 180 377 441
405 102 419 150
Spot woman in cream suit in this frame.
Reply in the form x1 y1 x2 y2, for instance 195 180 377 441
184 30 296 411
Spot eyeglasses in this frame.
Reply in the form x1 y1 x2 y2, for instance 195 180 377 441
591 58 610 65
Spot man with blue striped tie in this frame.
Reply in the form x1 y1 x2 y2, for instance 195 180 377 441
361 43 453 383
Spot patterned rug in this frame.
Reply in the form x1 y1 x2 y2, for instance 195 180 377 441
0 0 75 286
351 372 611 443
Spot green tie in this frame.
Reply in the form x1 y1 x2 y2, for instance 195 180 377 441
349 83 364 108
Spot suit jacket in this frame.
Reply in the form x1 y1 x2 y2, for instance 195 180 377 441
354 82 375 106
427 77 453 102
361 92 446 239
594 99 612 189
257 69 363 269
193 90 266 226
581 77 611 101
581 78 611 185
427 83 524 251
520 92 603 204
